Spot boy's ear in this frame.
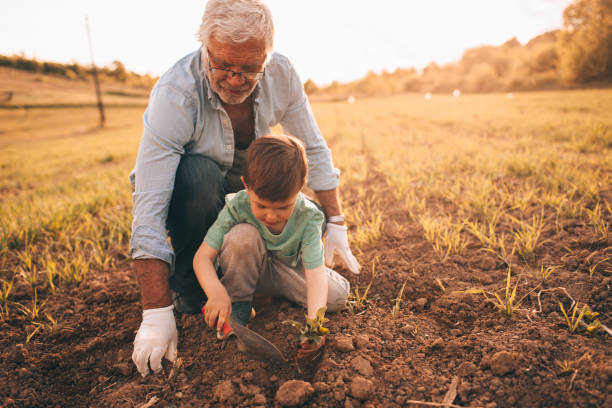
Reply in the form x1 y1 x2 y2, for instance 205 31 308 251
240 176 248 190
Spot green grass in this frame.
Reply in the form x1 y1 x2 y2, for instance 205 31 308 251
1 88 611 327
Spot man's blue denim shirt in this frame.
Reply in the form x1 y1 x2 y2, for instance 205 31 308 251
129 48 339 266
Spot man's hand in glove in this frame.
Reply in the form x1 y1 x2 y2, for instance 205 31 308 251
132 305 178 377
325 223 361 274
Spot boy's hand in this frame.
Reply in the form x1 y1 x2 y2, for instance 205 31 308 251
297 337 326 362
202 288 231 332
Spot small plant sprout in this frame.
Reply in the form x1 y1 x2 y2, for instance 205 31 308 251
558 302 589 333
0 278 14 320
42 257 59 294
345 257 379 315
391 280 408 319
26 323 42 344
283 307 329 346
435 278 446 292
17 288 47 321
556 360 571 373
457 266 528 318
584 203 610 240
45 312 58 331
493 266 521 317
588 257 611 280
540 265 561 284
582 307 602 334
509 211 544 262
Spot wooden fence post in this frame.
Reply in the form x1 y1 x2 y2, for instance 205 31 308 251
85 16 105 128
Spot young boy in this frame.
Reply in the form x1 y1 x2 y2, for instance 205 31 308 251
193 135 350 352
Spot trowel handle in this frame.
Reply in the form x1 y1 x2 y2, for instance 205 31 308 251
201 305 232 332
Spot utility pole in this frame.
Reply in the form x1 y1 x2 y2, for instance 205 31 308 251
85 15 105 128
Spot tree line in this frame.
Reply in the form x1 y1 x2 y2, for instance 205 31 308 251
307 0 611 98
0 55 157 89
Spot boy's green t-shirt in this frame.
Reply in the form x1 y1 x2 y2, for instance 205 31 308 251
204 190 325 270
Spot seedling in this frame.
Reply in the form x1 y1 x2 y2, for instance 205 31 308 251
0 278 14 320
391 280 408 319
26 324 42 344
558 302 588 333
539 265 561 284
584 203 610 240
588 257 611 280
493 265 521 317
45 312 58 332
17 289 47 321
582 307 602 335
556 360 571 373
457 266 530 318
419 214 467 261
509 211 544 262
41 257 59 294
283 307 329 346
435 278 446 292
345 258 378 315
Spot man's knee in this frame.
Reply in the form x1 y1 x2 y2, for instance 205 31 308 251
170 155 224 225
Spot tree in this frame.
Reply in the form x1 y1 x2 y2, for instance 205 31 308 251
303 79 319 95
111 60 128 82
558 0 612 82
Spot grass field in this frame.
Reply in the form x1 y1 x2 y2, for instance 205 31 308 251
0 84 610 407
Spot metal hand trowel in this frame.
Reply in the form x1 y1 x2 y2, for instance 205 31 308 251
229 318 287 363
201 306 286 363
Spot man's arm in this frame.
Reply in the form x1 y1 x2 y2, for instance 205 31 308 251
130 83 195 376
314 188 343 223
134 259 172 310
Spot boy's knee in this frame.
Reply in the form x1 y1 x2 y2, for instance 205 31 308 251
221 224 265 256
326 272 350 313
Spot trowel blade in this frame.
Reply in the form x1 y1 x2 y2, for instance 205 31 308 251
229 320 287 363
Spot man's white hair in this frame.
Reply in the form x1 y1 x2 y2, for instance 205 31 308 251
197 0 274 53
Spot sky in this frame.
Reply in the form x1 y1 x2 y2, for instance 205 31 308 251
0 0 573 85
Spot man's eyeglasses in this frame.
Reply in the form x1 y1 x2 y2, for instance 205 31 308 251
207 48 265 81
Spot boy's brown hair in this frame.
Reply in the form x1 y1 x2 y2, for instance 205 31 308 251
244 135 307 201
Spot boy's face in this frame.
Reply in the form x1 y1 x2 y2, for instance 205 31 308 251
245 188 299 234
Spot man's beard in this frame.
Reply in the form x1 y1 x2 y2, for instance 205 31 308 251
214 81 257 105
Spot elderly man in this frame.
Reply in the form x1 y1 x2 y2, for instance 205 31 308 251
130 0 360 377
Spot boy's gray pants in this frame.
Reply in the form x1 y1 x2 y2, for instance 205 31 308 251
218 223 351 312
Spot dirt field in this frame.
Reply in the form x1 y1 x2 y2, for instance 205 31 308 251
1 86 611 407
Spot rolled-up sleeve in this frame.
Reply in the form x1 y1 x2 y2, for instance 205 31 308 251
130 84 196 264
279 64 340 191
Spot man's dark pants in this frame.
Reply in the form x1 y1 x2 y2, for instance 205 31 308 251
166 155 226 314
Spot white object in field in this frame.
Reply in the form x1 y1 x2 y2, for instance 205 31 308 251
424 92 432 101
347 95 355 104
506 93 514 100
452 89 461 97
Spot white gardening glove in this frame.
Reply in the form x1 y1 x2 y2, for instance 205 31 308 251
132 305 178 377
324 223 361 274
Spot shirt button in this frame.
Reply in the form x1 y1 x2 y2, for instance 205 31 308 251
226 144 232 151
